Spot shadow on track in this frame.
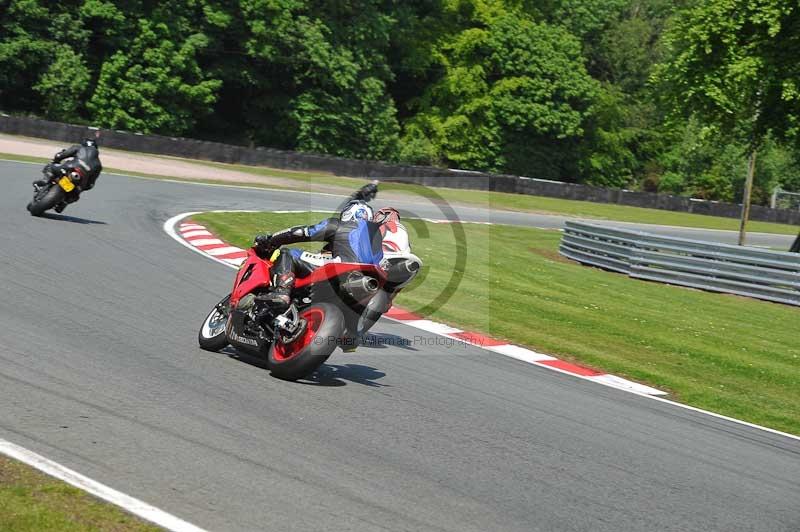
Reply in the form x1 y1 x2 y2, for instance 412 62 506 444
357 332 419 352
303 364 388 388
218 346 389 388
39 212 106 225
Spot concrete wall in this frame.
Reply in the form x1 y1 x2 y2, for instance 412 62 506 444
2 114 799 225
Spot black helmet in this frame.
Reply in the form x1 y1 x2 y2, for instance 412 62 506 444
82 138 97 148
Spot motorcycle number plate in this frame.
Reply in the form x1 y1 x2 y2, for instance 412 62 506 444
58 176 75 192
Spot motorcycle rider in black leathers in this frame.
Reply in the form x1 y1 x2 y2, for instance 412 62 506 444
253 183 382 311
35 137 103 213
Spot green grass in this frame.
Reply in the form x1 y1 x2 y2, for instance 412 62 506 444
193 211 800 435
0 457 158 531
0 152 48 165
3 150 798 235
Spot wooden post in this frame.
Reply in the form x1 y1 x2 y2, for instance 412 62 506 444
738 149 757 246
791 231 800 253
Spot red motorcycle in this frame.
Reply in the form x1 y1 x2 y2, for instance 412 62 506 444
198 247 394 381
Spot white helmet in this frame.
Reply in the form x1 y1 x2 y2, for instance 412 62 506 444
340 201 373 222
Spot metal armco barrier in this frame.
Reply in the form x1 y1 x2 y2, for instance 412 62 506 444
559 221 800 306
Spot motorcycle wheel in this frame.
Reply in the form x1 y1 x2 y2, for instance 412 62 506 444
268 302 344 381
198 295 231 352
28 184 64 216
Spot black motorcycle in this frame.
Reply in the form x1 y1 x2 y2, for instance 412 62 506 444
27 164 80 216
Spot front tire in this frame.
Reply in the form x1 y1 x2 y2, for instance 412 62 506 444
28 184 64 216
268 303 344 381
198 295 231 352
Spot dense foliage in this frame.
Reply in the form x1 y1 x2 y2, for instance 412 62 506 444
2 0 799 203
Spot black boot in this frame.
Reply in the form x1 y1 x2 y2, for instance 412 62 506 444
264 272 295 312
35 165 56 188
54 201 68 213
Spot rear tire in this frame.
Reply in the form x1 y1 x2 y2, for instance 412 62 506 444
29 185 64 216
198 295 231 352
268 303 344 381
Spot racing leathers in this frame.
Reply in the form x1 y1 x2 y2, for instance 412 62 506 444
50 143 103 192
255 217 384 310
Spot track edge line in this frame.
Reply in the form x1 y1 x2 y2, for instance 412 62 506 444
0 439 207 532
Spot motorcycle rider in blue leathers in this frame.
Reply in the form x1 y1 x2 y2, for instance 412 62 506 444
253 183 383 311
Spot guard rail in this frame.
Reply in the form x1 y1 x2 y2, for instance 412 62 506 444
559 221 800 306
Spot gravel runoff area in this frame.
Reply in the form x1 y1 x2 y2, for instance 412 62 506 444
0 132 343 191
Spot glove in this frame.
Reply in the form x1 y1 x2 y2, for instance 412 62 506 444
254 234 274 259
350 181 378 202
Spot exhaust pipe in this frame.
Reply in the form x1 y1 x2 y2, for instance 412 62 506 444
340 272 380 302
386 258 422 284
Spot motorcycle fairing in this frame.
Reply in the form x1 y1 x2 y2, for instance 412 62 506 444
225 247 387 355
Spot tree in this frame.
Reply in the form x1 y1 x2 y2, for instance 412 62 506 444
654 0 800 243
33 46 91 122
0 1 85 114
402 4 598 179
87 17 221 134
240 0 401 159
656 0 800 148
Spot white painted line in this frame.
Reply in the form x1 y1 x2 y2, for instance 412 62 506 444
179 224 205 231
163 212 243 269
0 439 206 532
185 238 224 247
180 230 213 238
586 374 668 396
402 319 462 335
486 344 557 363
205 246 246 257
642 394 800 441
422 218 494 225
222 257 247 266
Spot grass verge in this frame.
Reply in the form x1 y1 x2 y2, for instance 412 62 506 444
193 211 800 436
3 150 798 235
0 456 158 531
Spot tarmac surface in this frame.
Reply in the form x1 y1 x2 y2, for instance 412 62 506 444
1 160 798 531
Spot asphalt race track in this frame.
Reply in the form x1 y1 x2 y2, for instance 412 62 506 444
1 160 798 531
